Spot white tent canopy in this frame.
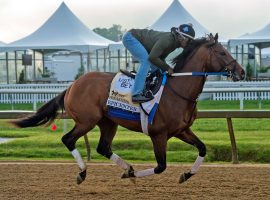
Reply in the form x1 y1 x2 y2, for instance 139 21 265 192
0 41 6 46
110 0 219 50
0 2 115 53
229 23 270 48
150 0 209 38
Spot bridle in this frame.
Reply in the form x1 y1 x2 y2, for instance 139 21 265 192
208 43 237 79
168 40 238 103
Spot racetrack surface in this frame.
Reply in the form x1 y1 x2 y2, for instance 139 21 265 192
0 162 269 200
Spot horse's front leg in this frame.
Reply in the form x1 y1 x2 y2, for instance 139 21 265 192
122 133 167 179
61 126 90 185
97 138 137 183
174 128 206 183
97 118 135 178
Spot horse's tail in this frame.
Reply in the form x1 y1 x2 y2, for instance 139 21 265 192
11 90 67 128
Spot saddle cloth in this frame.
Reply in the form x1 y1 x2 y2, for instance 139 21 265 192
106 72 167 134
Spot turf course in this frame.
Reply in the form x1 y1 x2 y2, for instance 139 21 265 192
0 100 269 163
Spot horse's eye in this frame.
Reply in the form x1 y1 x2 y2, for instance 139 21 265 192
220 52 226 56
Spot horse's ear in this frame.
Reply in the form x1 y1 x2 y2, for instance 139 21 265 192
207 33 215 43
214 33 219 43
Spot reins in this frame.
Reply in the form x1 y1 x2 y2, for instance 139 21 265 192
168 40 236 103
171 71 229 77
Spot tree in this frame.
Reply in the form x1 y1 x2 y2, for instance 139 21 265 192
246 63 253 80
93 24 125 41
75 65 85 80
18 70 25 84
41 67 55 78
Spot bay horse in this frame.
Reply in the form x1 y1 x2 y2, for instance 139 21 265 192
11 34 245 184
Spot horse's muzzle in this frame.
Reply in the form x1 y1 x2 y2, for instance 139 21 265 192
232 68 245 81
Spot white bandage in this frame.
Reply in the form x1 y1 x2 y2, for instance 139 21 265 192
134 168 155 177
190 156 204 174
110 153 130 170
71 149 86 171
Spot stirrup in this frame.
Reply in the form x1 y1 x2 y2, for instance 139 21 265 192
132 94 154 103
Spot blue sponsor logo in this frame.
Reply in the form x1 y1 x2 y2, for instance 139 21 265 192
183 26 189 32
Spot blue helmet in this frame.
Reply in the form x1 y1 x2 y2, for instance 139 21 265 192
178 23 195 40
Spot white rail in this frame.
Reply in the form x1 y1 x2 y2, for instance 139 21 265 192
1 82 270 110
1 87 270 110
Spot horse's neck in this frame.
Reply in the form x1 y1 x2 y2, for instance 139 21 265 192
169 55 207 101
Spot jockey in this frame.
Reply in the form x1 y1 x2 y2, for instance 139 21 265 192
122 23 195 103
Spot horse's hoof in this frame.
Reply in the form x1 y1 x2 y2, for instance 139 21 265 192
179 171 194 184
121 166 135 179
77 169 87 185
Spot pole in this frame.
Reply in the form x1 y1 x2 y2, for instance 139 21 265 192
226 118 239 164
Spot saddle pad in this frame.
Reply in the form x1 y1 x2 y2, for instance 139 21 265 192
107 72 167 125
106 73 140 113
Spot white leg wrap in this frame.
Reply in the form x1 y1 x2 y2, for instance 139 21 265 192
71 149 86 171
134 168 155 177
190 156 204 174
110 153 130 170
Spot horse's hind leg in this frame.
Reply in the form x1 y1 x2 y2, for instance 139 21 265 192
174 128 206 183
123 133 168 179
61 124 93 184
96 117 134 175
97 118 168 179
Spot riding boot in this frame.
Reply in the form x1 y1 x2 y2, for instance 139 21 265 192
132 93 154 103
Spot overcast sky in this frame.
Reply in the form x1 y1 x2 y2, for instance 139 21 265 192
0 0 270 43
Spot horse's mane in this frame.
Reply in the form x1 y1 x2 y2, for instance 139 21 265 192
172 38 209 72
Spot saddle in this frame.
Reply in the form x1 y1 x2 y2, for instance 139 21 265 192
120 69 163 96
107 69 168 126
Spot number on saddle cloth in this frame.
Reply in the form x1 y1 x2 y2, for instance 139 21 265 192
107 70 167 124
120 69 163 96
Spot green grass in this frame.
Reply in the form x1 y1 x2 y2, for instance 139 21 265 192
0 100 269 110
197 100 270 110
0 117 270 163
0 100 269 163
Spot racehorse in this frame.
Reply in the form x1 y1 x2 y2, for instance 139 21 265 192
11 34 245 184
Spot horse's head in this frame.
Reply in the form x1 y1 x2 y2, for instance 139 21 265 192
173 33 245 81
203 33 245 81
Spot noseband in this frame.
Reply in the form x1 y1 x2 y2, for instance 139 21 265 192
209 44 237 78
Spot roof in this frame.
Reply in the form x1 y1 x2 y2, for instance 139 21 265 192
229 23 270 48
0 2 115 52
150 0 209 38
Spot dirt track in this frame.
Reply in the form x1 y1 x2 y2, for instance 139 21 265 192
0 162 270 200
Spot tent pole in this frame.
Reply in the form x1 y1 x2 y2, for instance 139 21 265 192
80 52 83 68
117 49 120 71
125 48 128 70
236 45 238 61
241 45 244 66
33 50 36 80
259 47 262 70
24 50 27 81
96 50 99 71
254 46 257 80
108 50 111 72
87 50 90 72
103 49 106 72
15 51 18 83
42 50 45 73
5 52 9 84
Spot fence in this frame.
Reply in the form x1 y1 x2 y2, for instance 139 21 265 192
0 83 70 103
204 81 270 101
1 81 270 110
